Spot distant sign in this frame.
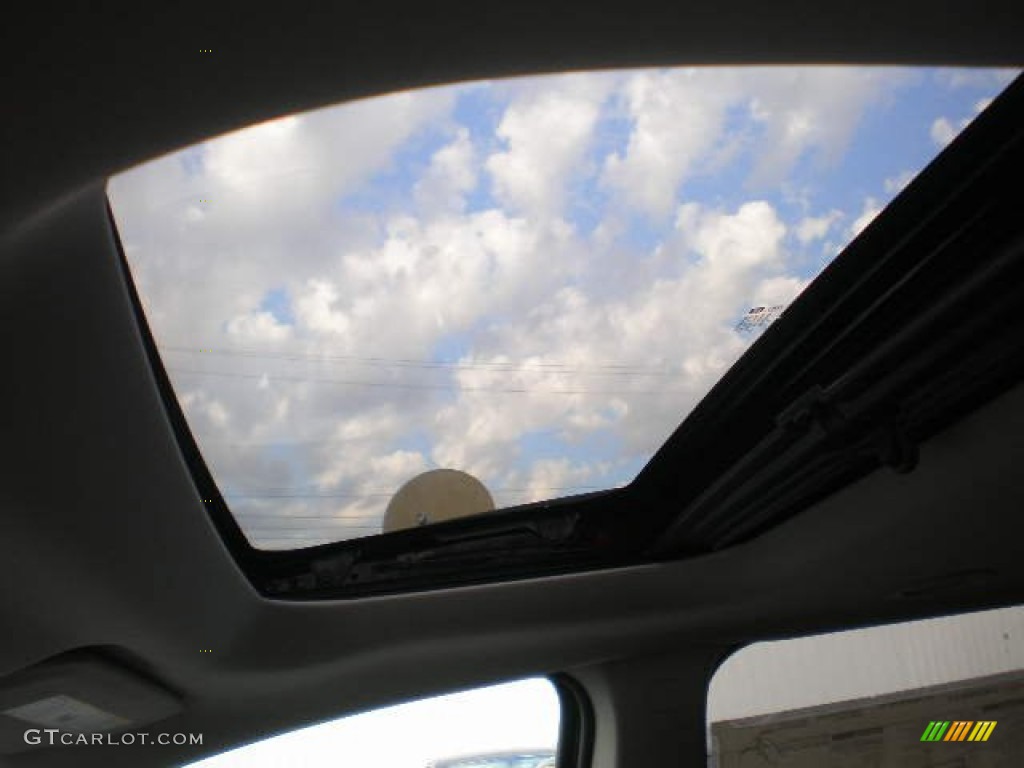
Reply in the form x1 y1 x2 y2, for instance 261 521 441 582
735 305 786 333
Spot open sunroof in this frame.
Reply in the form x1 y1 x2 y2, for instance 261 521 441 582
108 66 1018 554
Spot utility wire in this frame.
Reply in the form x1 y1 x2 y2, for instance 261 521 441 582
196 428 565 448
166 366 685 395
222 485 601 498
158 344 680 376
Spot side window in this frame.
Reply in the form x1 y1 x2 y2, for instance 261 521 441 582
706 605 1024 766
185 678 559 768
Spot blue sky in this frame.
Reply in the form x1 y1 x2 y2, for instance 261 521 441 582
108 66 1018 550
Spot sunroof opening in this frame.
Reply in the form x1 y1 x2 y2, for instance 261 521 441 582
108 66 1019 551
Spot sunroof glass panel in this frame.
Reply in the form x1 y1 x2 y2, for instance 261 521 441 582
108 66 1019 550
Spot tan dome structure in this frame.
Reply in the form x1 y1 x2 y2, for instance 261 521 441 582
382 469 495 533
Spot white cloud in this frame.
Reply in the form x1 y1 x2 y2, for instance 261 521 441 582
107 87 458 351
415 128 477 216
795 210 842 245
294 280 352 337
602 68 899 217
486 76 608 218
429 200 793 480
290 209 573 358
933 68 1019 90
226 311 293 343
884 170 916 195
319 449 429 497
930 97 993 148
195 89 457 244
930 117 959 148
744 68 892 187
850 198 882 238
108 66 1003 549
602 69 736 218
522 459 599 500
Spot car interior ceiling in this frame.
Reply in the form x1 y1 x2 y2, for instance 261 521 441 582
2 3 1023 767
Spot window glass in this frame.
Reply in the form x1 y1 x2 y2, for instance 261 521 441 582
183 678 558 768
108 67 1020 550
707 605 1024 766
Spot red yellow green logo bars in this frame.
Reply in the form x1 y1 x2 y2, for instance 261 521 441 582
920 721 997 742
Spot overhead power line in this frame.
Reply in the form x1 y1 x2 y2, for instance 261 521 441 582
165 366 686 396
223 484 604 501
157 343 681 376
196 427 566 448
